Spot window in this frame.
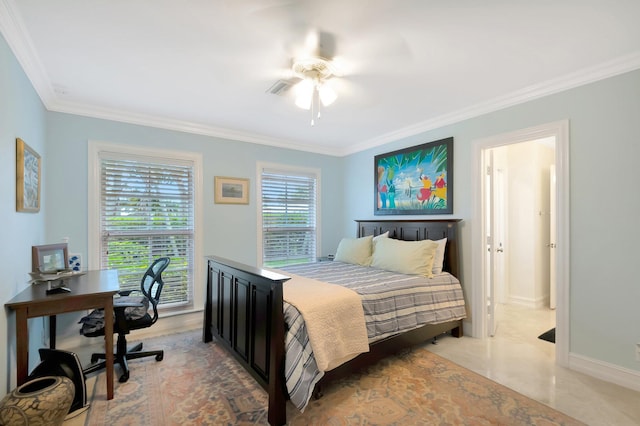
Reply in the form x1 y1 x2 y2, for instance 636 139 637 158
260 164 319 268
89 142 202 308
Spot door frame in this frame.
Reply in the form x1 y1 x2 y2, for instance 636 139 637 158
471 120 570 366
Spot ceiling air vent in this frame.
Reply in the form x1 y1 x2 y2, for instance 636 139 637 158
266 79 296 95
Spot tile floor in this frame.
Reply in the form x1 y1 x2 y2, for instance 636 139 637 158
425 304 640 426
64 304 640 425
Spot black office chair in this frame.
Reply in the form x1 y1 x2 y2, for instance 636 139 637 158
81 257 171 382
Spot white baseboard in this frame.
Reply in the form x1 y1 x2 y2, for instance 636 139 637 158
508 295 549 309
569 352 640 393
462 319 474 337
57 310 203 352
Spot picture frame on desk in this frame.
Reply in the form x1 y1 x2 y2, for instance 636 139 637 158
32 243 69 273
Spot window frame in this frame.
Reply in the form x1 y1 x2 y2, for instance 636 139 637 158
88 141 204 313
256 162 321 267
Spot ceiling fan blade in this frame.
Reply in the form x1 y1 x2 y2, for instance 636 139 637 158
302 29 337 59
337 31 415 78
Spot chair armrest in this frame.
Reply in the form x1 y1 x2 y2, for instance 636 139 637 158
114 301 145 309
113 296 147 332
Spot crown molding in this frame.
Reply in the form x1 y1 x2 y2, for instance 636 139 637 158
344 51 640 156
50 99 344 156
0 0 56 107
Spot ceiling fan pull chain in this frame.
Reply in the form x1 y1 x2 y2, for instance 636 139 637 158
311 92 315 126
311 86 318 126
316 86 322 122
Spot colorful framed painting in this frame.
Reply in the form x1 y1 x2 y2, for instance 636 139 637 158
214 176 249 204
374 137 453 215
16 138 41 213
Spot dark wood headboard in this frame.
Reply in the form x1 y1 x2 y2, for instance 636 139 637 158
356 219 461 278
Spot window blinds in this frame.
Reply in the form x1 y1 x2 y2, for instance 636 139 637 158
261 169 317 267
100 157 194 306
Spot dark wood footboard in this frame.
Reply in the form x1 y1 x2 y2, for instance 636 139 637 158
203 256 290 426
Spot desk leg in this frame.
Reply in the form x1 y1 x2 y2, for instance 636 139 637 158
49 315 57 349
103 297 114 400
15 309 28 385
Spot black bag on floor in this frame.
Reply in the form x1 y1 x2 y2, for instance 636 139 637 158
27 348 88 414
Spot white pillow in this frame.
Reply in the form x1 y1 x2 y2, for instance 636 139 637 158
334 235 373 266
372 231 389 249
431 238 447 274
371 237 438 277
373 231 389 242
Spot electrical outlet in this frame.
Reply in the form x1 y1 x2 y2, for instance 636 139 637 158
636 343 640 361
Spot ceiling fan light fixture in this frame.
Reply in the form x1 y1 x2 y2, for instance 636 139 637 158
318 84 337 106
289 55 340 124
294 78 314 110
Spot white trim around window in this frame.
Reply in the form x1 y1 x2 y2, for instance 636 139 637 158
256 161 322 267
88 140 204 314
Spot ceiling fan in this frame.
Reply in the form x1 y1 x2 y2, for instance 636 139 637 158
267 29 343 125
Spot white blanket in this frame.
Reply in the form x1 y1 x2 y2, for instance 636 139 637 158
283 272 369 372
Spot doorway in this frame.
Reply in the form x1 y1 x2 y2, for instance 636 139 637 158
485 138 555 338
471 120 570 366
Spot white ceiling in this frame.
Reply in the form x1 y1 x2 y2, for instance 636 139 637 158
2 0 640 156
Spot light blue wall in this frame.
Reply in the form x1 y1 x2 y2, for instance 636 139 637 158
1 34 47 393
343 69 640 371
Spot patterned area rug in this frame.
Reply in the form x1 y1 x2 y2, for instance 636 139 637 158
86 330 583 425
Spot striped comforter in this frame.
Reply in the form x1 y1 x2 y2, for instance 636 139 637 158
279 261 466 411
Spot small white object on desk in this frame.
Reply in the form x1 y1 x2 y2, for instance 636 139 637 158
28 270 86 294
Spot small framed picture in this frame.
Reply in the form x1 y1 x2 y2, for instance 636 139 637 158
214 176 249 204
16 138 41 213
32 243 69 273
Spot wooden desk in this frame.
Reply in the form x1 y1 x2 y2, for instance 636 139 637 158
5 270 119 400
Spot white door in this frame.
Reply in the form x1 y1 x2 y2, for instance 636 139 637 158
485 150 507 337
494 168 506 306
485 150 497 336
549 165 557 309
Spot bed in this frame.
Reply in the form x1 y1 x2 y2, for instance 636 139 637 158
202 219 465 425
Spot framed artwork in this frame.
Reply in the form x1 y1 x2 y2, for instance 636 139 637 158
32 243 69 273
16 138 41 213
214 176 249 204
374 137 453 215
